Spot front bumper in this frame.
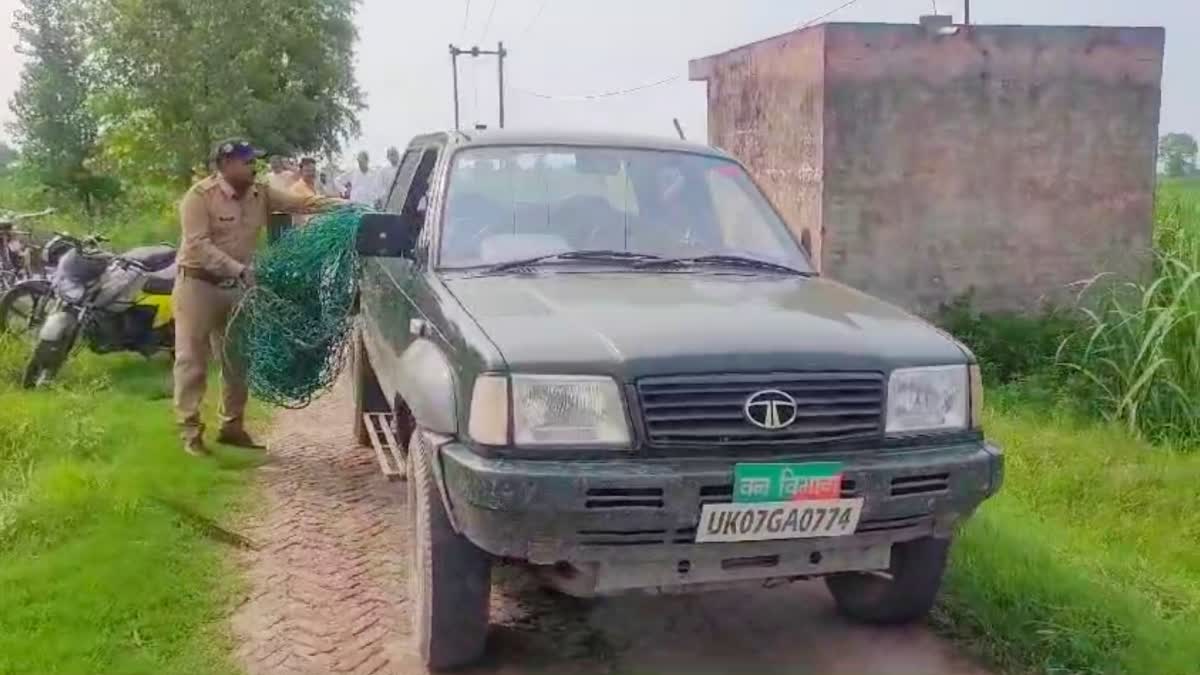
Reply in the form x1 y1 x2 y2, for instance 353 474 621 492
438 441 1002 593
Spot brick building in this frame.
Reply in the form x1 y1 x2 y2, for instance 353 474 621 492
689 19 1165 314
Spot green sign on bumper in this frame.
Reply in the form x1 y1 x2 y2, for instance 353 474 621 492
734 461 844 503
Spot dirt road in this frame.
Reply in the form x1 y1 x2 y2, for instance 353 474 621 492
230 386 988 675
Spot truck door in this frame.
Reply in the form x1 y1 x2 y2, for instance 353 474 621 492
359 144 443 398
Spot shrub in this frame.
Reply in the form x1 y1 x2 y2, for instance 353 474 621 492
936 293 1078 386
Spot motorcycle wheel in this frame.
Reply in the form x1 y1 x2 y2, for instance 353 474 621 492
0 279 51 339
22 332 75 389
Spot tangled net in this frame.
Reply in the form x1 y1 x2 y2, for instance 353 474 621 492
228 205 371 408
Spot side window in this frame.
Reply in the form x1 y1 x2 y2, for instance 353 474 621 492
403 148 441 221
407 146 442 263
384 150 420 213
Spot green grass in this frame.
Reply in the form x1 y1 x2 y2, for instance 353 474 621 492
937 401 1200 675
0 338 265 674
933 180 1200 673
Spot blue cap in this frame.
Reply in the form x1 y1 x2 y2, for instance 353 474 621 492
211 138 265 163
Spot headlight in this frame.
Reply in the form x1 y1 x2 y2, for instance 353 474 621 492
53 278 87 303
886 365 968 434
468 374 631 447
513 375 630 446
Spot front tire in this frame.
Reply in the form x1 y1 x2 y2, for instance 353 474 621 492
22 336 72 389
0 279 51 338
408 428 491 670
825 536 950 624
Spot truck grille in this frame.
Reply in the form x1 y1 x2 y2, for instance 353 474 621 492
637 372 885 447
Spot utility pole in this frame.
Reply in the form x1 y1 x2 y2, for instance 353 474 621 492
963 0 970 24
449 42 508 131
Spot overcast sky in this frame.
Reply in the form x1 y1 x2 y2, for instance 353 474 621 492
0 0 1196 164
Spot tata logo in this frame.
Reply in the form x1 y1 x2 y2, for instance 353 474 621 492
743 390 799 430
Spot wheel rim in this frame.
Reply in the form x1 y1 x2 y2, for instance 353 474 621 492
2 287 48 337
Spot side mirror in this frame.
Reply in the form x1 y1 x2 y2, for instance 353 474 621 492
356 213 417 258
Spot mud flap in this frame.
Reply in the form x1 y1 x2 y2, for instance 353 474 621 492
363 412 406 481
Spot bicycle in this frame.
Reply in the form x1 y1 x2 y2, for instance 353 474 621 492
0 208 55 290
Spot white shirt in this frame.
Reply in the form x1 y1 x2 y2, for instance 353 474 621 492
317 170 342 197
376 164 401 204
340 167 385 206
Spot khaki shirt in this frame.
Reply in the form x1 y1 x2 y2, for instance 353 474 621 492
290 179 318 227
178 174 339 279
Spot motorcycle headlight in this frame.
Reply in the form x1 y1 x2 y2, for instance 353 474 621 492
886 365 969 434
53 276 87 303
468 374 631 447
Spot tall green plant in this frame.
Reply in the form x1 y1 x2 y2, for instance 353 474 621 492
1061 185 1200 445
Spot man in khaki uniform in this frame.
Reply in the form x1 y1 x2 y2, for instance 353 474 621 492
175 139 341 455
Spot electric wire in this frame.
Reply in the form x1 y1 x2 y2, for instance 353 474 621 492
509 1 869 102
460 0 472 38
517 0 550 40
509 74 681 101
798 0 866 29
477 0 498 44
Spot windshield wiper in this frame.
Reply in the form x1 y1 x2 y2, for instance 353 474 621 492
638 254 812 276
481 249 665 273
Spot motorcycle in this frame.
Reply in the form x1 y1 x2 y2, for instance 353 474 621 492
0 233 112 339
23 239 177 388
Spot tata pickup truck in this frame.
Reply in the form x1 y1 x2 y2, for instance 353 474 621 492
351 130 1002 670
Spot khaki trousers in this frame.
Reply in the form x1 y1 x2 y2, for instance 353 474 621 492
172 275 248 441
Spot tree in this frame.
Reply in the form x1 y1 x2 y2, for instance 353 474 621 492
92 0 364 183
0 142 18 171
7 0 117 207
1159 132 1198 178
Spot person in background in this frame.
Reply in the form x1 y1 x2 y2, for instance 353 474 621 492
318 166 342 197
291 157 320 226
174 139 344 456
267 155 297 192
377 146 402 207
340 151 381 207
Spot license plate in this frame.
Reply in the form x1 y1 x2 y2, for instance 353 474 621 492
695 499 864 543
733 462 845 503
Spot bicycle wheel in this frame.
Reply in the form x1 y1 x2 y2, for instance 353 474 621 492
0 279 51 339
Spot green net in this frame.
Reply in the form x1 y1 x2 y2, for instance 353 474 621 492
228 206 371 408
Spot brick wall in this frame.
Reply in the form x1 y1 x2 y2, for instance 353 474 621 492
691 22 1165 314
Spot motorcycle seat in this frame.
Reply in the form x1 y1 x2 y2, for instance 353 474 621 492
142 262 176 295
123 245 177 272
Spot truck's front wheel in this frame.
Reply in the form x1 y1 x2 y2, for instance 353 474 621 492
825 536 950 624
408 428 491 670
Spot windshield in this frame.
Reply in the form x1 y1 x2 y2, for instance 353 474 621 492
438 146 813 272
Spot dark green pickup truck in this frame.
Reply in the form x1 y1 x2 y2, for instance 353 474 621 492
352 130 1002 670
